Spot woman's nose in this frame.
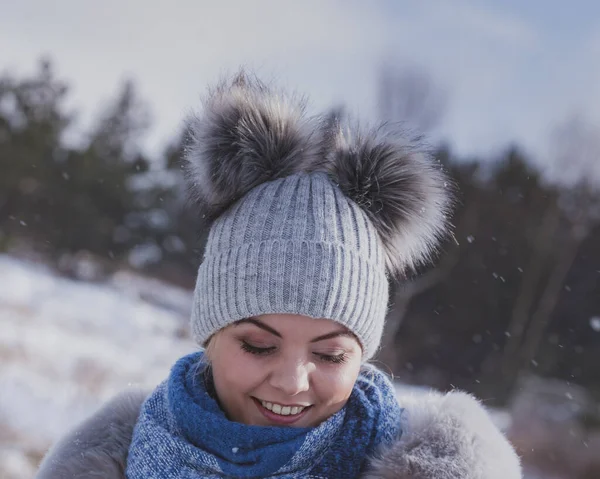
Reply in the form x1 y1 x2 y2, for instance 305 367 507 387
268 357 312 396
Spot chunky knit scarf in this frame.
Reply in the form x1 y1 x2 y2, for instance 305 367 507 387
126 352 402 478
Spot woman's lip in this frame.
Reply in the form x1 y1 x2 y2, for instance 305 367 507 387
252 398 311 425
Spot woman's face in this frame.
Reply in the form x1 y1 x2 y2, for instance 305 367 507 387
206 314 362 428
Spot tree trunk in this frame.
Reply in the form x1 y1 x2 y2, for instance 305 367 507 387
500 206 560 377
519 229 583 370
377 200 478 369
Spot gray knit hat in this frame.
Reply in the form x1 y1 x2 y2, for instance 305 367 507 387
183 73 453 359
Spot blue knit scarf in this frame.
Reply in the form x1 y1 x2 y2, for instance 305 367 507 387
126 352 402 478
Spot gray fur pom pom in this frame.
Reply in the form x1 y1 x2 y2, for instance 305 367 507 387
315 116 454 276
183 72 315 221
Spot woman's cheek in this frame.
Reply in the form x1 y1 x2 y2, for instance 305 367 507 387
227 352 268 384
314 366 357 401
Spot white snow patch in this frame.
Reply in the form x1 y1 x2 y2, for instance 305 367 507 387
0 254 197 477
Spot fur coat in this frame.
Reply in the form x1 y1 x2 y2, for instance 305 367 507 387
36 388 522 478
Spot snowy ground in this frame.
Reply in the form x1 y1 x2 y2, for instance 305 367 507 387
0 254 548 478
0 254 197 478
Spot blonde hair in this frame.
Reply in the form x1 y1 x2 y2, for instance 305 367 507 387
187 332 221 390
203 330 221 362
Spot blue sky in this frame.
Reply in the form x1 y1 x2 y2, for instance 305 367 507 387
1 0 599 166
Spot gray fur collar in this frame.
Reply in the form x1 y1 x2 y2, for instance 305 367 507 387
36 389 521 478
363 392 522 478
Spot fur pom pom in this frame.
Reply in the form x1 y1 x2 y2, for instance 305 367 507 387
183 72 315 221
315 116 454 276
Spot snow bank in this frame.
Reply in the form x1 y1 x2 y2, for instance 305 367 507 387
0 254 197 477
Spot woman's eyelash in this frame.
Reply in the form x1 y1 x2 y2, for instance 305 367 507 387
240 341 347 364
240 341 276 356
315 353 347 364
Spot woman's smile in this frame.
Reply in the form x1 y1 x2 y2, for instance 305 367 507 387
252 397 313 425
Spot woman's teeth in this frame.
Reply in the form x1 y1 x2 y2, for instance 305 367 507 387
260 401 306 416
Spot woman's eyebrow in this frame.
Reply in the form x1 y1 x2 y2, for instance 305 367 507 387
235 318 282 337
235 318 355 343
310 330 356 343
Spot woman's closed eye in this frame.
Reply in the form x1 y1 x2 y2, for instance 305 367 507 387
240 341 276 356
314 352 347 364
240 341 348 365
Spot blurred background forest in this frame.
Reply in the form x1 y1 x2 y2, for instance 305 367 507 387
2 59 599 401
1 2 600 477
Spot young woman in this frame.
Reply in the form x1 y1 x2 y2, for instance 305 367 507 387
36 73 522 478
